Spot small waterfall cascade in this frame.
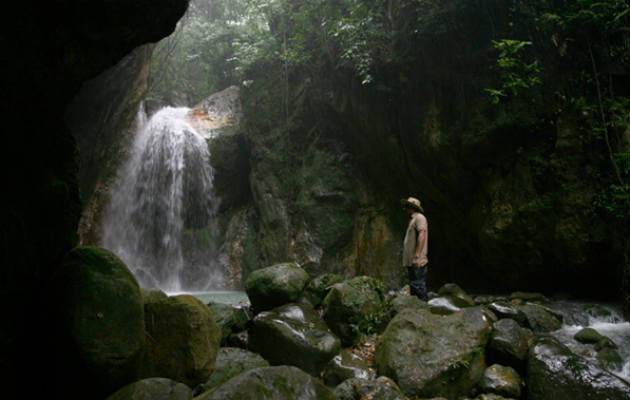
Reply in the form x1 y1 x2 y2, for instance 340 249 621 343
101 105 225 292
550 300 630 382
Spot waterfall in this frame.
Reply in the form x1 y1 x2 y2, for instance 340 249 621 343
101 106 225 292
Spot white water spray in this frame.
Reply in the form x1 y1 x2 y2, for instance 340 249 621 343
101 106 225 292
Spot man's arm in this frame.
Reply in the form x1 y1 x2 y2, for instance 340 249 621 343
413 229 426 267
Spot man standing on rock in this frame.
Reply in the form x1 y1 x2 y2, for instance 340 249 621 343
401 197 429 301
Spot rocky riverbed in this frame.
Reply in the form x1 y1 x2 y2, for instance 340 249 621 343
59 247 630 400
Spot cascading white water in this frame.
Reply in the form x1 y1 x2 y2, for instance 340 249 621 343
101 106 225 292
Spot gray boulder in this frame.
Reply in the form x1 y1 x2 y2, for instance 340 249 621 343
195 366 335 400
479 364 522 399
322 349 373 387
142 295 222 388
196 347 269 395
375 307 492 398
54 246 145 398
106 378 191 400
249 302 341 376
322 276 389 346
527 336 630 400
245 263 309 312
487 318 533 371
333 376 406 400
487 302 527 326
517 303 562 332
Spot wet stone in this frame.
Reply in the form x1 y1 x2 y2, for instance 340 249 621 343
574 327 603 344
487 302 527 327
428 297 462 315
487 318 532 371
479 364 522 399
322 349 373 386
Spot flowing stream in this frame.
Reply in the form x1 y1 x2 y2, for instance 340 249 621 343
549 300 630 382
101 106 225 292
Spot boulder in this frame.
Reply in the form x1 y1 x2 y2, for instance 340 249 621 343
527 336 630 400
141 288 168 304
195 366 335 400
428 296 462 315
227 330 249 349
333 377 406 400
597 346 624 371
196 347 269 395
322 349 373 386
375 307 492 398
322 276 389 346
244 263 309 312
479 364 522 399
208 303 250 344
106 378 192 400
303 273 343 307
438 283 476 307
142 295 222 388
487 302 527 327
573 327 603 344
487 318 533 371
516 303 562 332
249 302 341 376
384 294 429 322
509 292 547 302
53 246 145 398
475 394 515 400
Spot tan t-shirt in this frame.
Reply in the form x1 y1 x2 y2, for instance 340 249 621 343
403 212 428 267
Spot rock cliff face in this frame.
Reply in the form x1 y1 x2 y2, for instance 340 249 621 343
205 0 628 302
2 1 189 397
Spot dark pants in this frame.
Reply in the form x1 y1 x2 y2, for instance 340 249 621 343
407 265 428 301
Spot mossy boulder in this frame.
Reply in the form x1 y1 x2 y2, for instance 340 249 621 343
106 378 192 400
244 263 309 312
487 318 533 371
374 307 492 398
303 273 344 307
479 364 523 399
142 295 222 388
196 347 269 395
140 288 168 304
322 276 389 346
54 246 145 398
322 349 373 387
208 303 250 345
527 336 630 400
195 366 335 400
573 327 603 344
249 302 341 376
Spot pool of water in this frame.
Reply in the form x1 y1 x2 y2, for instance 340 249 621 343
168 290 250 306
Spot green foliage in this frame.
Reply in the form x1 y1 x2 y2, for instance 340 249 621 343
485 39 542 103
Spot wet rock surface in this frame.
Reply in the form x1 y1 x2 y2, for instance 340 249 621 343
428 296 463 315
527 336 630 400
249 302 341 376
303 273 344 307
375 307 492 398
322 349 373 386
479 364 523 399
208 303 249 345
487 318 533 371
195 366 335 400
517 303 563 332
333 376 406 400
